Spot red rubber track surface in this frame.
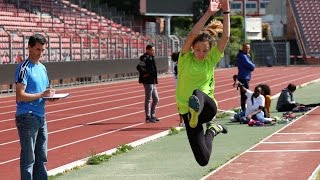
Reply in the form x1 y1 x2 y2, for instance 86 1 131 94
1 66 320 179
206 106 320 180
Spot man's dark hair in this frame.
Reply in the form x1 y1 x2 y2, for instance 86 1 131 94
146 44 154 50
287 83 296 92
28 34 47 47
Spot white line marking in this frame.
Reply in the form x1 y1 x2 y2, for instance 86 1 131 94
262 141 320 144
248 149 320 153
201 106 319 180
1 113 179 166
277 133 320 135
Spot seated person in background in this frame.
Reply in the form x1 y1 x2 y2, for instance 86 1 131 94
233 75 271 118
258 84 271 117
276 83 320 112
235 82 274 124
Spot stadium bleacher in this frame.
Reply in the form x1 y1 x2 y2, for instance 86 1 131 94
0 0 170 63
288 0 320 64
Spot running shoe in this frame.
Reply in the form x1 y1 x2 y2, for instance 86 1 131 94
188 95 200 128
146 117 155 123
206 121 228 136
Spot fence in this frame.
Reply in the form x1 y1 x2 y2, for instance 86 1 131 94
251 41 290 66
0 32 172 64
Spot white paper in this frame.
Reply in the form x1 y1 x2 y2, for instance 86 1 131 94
43 93 70 99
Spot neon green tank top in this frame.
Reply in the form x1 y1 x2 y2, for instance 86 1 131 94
176 45 223 114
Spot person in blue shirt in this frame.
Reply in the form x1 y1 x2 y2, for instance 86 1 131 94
15 34 57 180
236 43 255 113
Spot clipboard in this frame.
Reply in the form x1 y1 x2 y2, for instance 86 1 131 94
43 93 70 99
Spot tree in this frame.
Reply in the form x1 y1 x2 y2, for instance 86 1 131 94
192 0 210 23
171 17 193 36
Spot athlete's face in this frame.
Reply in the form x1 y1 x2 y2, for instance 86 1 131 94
193 41 210 61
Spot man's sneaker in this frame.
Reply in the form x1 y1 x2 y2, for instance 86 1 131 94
146 117 155 123
206 121 228 136
188 95 200 128
151 117 160 122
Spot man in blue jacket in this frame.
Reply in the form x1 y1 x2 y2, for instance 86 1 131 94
237 43 255 112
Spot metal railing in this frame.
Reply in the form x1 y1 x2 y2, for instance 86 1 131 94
0 32 173 64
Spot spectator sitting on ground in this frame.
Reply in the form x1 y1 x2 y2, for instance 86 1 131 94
258 83 271 117
233 76 271 118
276 83 320 112
235 81 274 124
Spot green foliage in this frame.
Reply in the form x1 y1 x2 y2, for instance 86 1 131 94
86 144 133 165
171 17 193 36
233 107 242 113
169 127 180 135
114 144 134 154
230 16 243 29
192 0 210 23
229 40 242 65
87 154 112 165
215 112 231 119
229 16 245 66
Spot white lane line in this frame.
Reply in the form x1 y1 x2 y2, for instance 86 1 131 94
0 88 174 125
0 83 174 116
0 102 176 146
248 149 320 153
47 113 181 176
277 132 320 135
201 106 319 180
262 141 320 144
0 112 178 166
1 67 319 113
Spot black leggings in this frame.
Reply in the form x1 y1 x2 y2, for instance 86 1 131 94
181 89 218 166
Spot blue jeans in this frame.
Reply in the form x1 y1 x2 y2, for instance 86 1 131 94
143 84 159 118
255 111 266 123
15 113 48 180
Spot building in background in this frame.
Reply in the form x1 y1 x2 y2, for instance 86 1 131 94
230 0 271 16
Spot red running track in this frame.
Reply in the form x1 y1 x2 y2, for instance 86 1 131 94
205 106 320 180
1 66 320 179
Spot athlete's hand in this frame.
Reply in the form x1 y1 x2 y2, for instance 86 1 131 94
208 0 221 13
220 0 230 12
